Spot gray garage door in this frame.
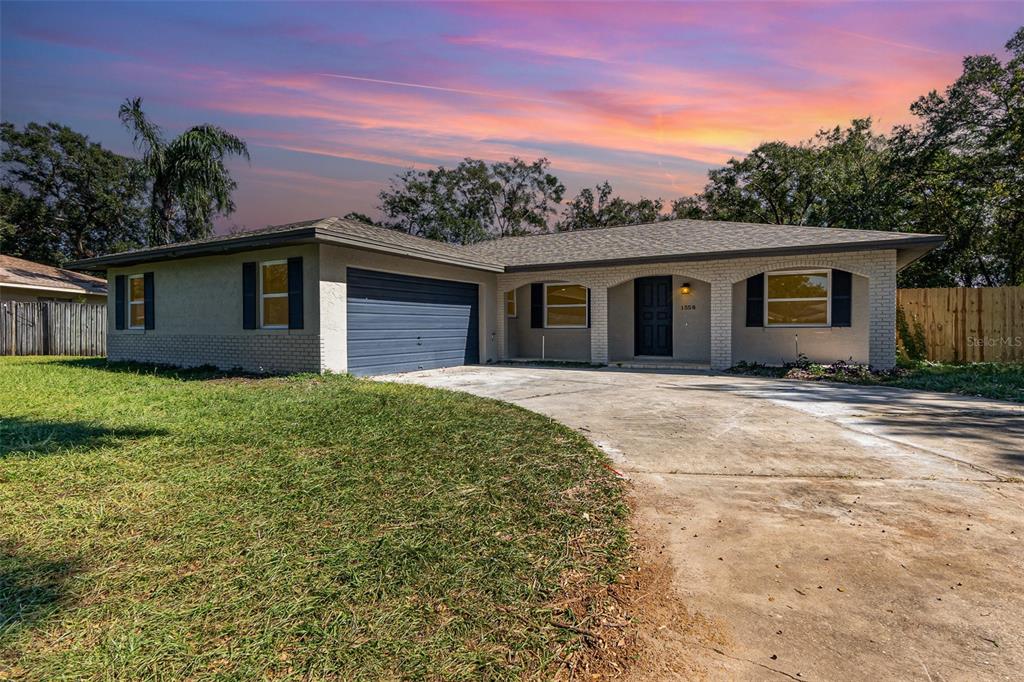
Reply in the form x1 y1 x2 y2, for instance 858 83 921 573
346 268 479 376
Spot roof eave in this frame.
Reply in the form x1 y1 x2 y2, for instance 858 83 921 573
69 227 322 271
502 235 946 273
70 226 504 273
315 227 504 272
0 281 107 295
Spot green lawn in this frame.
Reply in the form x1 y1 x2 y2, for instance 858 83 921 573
729 359 1024 403
0 358 628 680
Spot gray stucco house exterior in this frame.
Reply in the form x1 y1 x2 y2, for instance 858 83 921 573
72 216 942 375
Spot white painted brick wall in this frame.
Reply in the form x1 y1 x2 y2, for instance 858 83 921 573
495 249 898 370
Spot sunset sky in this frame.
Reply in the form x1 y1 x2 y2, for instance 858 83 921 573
2 1 1021 230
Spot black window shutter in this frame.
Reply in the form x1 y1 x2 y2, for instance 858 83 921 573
587 288 591 328
143 272 155 330
114 275 126 330
242 262 258 329
831 269 852 327
530 283 544 328
745 273 764 327
287 256 304 330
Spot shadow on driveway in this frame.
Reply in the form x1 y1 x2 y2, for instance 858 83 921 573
672 376 1024 476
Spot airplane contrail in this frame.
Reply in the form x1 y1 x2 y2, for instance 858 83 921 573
315 72 556 104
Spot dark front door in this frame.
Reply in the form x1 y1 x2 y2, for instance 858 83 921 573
635 276 673 356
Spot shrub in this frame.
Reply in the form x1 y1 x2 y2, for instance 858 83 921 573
897 305 928 362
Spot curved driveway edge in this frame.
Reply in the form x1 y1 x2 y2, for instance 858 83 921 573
383 365 1024 681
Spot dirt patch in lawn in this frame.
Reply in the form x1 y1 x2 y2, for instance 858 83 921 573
558 502 727 681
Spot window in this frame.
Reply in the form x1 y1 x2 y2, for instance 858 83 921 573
506 289 517 318
544 283 587 328
765 270 829 326
261 260 289 328
128 274 145 329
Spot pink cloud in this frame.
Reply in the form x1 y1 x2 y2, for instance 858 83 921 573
15 0 1017 228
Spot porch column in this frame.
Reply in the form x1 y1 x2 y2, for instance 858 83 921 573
589 285 609 365
868 252 898 369
495 283 507 361
709 279 732 370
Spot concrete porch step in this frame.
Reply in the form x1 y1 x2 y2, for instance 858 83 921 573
611 358 711 370
497 358 712 371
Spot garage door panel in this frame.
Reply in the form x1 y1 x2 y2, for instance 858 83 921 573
346 268 479 376
347 271 476 304
347 310 476 331
349 356 466 376
349 299 477 313
348 337 476 356
347 347 469 366
347 308 476 327
348 327 474 341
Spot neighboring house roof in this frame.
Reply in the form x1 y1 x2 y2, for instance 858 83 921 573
0 254 108 296
71 216 944 273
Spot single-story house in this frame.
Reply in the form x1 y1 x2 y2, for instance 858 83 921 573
71 216 942 375
0 254 107 304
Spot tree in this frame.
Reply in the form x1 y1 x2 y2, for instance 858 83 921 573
808 119 902 232
0 121 146 264
893 26 1024 286
379 162 493 244
489 157 565 236
342 211 379 225
557 181 663 231
378 157 564 244
118 97 249 245
697 142 820 225
671 27 1024 287
667 196 707 220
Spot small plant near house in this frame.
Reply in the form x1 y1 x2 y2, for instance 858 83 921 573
728 360 782 377
730 356 1024 403
782 359 907 383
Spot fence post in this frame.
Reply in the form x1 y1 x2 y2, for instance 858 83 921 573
41 302 50 355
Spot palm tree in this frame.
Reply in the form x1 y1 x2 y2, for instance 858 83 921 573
118 97 249 245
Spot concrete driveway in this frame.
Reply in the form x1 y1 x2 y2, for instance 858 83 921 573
385 365 1024 681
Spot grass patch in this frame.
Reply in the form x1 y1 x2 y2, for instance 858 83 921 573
728 359 1024 403
0 357 629 679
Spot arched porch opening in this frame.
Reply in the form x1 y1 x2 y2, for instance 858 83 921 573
729 267 871 366
608 274 712 365
502 279 592 362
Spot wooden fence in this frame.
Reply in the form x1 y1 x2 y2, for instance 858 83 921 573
0 301 106 356
897 287 1024 363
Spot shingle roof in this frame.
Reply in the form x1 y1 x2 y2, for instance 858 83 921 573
0 255 107 295
458 219 943 270
315 217 503 269
70 217 504 271
71 216 942 273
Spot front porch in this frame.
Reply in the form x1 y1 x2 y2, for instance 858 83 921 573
495 251 896 371
499 270 722 367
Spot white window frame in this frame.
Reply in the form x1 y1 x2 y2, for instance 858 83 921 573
544 283 588 329
764 269 831 328
506 289 517 318
260 259 289 330
127 274 145 330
